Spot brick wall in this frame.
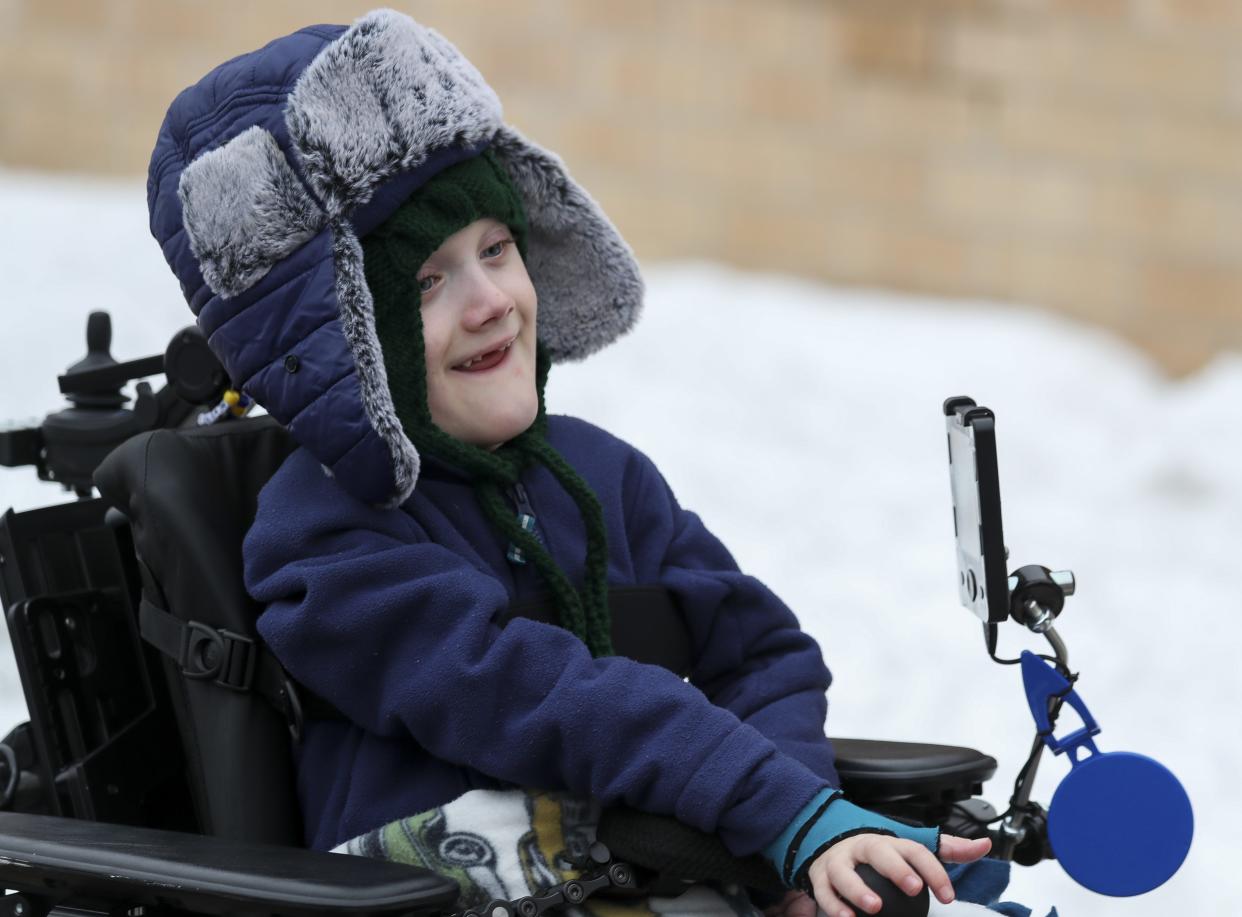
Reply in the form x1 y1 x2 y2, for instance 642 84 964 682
2 0 1239 374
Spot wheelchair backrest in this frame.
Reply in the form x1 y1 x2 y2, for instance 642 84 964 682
94 416 300 845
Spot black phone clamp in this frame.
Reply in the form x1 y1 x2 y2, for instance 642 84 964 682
1008 565 1075 634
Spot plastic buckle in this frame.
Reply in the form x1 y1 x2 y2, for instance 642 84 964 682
179 621 257 692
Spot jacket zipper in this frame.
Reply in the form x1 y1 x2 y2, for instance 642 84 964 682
506 481 544 565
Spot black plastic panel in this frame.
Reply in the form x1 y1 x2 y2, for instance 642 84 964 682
0 812 459 917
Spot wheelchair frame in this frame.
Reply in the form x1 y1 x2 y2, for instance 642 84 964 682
0 316 1001 917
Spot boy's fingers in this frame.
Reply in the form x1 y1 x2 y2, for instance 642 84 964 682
939 835 993 863
898 842 955 903
859 842 925 897
808 869 861 917
825 860 886 915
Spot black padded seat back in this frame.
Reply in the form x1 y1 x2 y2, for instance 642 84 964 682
94 416 299 845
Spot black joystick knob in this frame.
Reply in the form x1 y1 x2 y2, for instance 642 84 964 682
855 864 930 917
64 311 126 408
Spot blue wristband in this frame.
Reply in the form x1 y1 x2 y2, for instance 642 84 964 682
763 789 940 888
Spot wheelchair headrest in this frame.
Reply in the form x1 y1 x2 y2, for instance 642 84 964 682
93 416 302 845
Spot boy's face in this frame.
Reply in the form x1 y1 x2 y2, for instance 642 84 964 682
415 217 539 449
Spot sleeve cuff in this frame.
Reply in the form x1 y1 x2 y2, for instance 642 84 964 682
763 793 940 888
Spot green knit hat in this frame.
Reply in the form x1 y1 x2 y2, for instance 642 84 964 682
360 150 614 658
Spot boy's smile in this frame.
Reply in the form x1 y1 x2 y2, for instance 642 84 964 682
452 334 517 372
416 217 539 449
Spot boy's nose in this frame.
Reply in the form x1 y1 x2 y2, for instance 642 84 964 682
463 274 514 329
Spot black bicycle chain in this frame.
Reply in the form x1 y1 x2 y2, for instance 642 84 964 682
456 842 639 917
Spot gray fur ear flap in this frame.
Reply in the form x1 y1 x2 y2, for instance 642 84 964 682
489 126 644 362
178 126 326 299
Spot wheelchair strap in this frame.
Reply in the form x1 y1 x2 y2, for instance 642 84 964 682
498 586 694 677
138 585 692 740
138 597 305 738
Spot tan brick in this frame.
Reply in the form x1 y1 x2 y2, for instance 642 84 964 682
1134 259 1242 326
812 145 928 212
1009 0 1133 17
878 224 978 297
562 0 670 36
998 97 1132 165
942 20 1044 84
1132 113 1242 184
825 83 988 151
1088 180 1242 261
809 212 979 296
1003 240 1131 322
925 160 1021 229
719 200 835 276
584 172 724 262
829 6 936 81
469 32 578 93
712 0 830 66
1139 0 1242 28
17 0 118 35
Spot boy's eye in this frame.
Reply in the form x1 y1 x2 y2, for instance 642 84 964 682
481 239 510 259
417 275 437 295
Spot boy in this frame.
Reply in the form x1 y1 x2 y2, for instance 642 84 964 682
148 10 998 916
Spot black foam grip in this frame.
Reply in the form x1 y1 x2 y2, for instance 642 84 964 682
853 864 930 917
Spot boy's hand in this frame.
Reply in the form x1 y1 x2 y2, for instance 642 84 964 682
804 832 991 917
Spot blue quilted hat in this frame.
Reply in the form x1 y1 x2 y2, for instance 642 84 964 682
147 9 643 506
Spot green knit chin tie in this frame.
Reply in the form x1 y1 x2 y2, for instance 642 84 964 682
407 348 615 659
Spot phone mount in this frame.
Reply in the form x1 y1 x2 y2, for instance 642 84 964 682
0 312 228 497
943 396 1193 896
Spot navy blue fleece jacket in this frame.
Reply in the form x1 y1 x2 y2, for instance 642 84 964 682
245 415 839 854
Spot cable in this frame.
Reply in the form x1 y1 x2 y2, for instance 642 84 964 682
983 622 1060 667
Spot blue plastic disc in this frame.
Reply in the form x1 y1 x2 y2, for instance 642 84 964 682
1047 749 1193 896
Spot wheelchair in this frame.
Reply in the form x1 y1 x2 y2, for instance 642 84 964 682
0 314 1003 917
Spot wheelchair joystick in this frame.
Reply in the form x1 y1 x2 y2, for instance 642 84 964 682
856 864 930 917
0 311 225 497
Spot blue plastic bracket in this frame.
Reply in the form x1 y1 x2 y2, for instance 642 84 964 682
1020 650 1101 759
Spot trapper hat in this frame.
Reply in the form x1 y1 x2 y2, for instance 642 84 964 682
148 8 644 507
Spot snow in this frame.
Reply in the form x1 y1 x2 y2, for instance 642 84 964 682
1 169 1237 915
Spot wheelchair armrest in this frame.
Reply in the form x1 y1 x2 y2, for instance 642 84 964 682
0 812 458 917
830 737 997 803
